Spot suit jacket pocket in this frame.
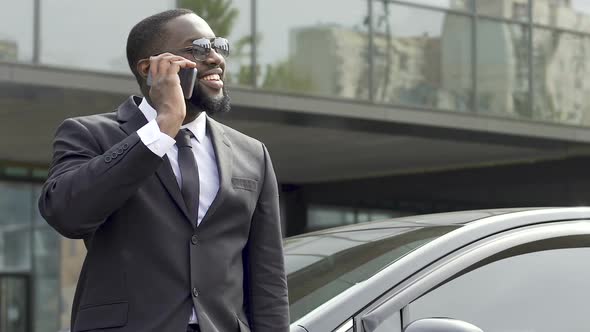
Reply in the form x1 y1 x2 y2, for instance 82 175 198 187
74 301 128 331
232 177 257 192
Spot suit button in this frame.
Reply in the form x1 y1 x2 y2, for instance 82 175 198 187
117 148 124 154
104 156 112 163
192 288 199 297
122 143 129 150
111 152 118 158
191 235 198 245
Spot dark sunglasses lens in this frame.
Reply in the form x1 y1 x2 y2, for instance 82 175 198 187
191 38 230 60
212 38 230 57
192 39 211 59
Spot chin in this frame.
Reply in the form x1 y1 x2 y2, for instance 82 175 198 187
188 86 231 116
207 90 224 100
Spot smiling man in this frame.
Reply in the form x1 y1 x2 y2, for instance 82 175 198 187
38 9 289 332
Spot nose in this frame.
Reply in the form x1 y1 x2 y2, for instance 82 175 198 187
205 48 224 67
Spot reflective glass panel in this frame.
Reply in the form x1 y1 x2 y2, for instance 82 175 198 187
0 0 34 62
476 0 530 21
257 0 369 99
533 0 590 31
59 238 85 330
307 206 356 231
399 0 473 11
32 227 59 332
0 182 32 271
0 182 31 227
32 185 44 226
1 226 31 271
532 29 590 125
0 276 29 332
41 0 176 73
476 19 530 118
372 4 473 111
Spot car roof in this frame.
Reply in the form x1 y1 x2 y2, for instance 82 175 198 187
287 207 550 240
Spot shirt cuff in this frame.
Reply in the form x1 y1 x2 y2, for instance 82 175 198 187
137 120 176 157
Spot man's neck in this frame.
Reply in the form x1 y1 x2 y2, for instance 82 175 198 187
143 96 202 125
183 109 202 125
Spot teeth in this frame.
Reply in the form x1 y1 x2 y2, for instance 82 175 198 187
202 74 220 81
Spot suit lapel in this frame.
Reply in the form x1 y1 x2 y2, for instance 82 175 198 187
156 156 193 222
200 118 233 227
117 97 192 222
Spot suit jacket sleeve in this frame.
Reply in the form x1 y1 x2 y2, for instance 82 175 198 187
246 143 290 331
38 118 163 239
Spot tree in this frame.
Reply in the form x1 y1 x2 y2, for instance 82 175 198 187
179 0 238 37
261 58 314 93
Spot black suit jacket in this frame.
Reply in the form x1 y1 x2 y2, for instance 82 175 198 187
38 96 289 332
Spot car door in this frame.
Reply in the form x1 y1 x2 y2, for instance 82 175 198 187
357 220 590 332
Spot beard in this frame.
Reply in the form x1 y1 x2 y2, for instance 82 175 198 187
187 83 231 117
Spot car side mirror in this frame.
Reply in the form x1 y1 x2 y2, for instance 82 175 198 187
404 318 483 332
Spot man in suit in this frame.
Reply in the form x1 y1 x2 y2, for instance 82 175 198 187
38 8 289 332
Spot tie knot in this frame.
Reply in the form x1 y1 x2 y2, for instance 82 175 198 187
175 129 193 148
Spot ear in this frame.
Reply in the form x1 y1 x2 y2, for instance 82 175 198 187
136 59 151 80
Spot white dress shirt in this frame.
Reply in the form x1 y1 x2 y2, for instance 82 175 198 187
136 98 220 324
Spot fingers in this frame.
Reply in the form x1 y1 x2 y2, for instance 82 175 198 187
151 53 196 77
145 53 195 130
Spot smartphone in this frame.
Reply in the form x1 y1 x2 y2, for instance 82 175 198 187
146 67 198 99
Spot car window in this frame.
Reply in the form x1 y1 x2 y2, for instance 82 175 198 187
286 226 459 323
404 246 590 331
364 310 402 332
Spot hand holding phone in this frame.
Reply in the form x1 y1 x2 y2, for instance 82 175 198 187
142 53 197 137
147 67 197 99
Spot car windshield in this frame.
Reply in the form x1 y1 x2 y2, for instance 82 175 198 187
285 225 460 322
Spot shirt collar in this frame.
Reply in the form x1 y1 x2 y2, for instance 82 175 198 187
138 97 207 142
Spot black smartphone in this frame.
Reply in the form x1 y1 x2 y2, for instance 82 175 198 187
146 67 198 99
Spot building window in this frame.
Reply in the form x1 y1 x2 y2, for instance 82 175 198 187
307 205 405 232
512 3 528 21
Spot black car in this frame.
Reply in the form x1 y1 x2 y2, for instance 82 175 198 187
285 207 590 332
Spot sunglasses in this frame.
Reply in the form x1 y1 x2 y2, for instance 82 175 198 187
177 37 230 61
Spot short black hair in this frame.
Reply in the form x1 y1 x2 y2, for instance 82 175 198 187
126 8 195 84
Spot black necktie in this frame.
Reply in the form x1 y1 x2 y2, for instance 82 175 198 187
175 129 199 225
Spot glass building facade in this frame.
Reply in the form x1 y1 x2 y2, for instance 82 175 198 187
0 168 59 332
2 0 590 330
2 0 590 122
3 0 590 124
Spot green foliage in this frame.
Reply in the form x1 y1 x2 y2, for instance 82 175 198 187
233 34 264 85
261 59 314 93
179 0 239 37
236 66 255 85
